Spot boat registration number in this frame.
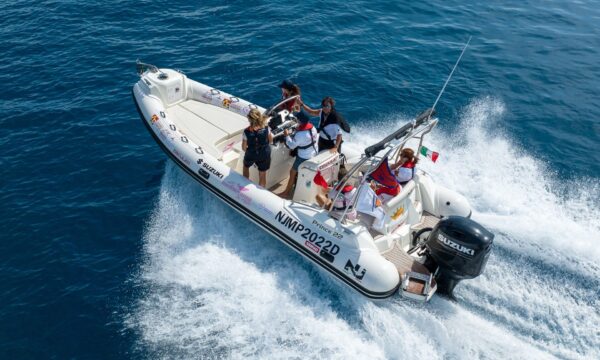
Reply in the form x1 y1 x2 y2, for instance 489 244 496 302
276 211 340 256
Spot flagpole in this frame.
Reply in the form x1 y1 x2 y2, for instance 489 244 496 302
428 36 472 121
417 37 471 161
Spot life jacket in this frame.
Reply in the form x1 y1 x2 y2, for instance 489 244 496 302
403 160 416 168
370 157 400 192
244 127 270 154
297 122 313 132
396 159 416 183
295 123 317 151
332 185 356 211
318 110 340 141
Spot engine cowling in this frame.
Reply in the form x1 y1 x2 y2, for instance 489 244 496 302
425 216 494 297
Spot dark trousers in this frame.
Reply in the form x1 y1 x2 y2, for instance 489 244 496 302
318 137 342 153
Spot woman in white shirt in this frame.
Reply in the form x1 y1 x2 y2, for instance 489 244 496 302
301 97 343 153
279 112 319 198
390 148 418 184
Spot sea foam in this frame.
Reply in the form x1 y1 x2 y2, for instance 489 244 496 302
129 97 599 359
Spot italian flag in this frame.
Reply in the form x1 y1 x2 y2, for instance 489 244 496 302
420 146 439 163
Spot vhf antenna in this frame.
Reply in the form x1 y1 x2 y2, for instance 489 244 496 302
428 36 472 120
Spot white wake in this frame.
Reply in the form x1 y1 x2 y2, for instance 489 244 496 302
127 98 600 359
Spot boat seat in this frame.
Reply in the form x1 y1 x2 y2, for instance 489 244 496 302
167 104 225 157
380 181 415 233
180 100 247 135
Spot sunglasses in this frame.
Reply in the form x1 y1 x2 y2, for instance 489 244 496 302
322 104 331 108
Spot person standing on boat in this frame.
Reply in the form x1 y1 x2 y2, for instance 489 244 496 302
301 97 344 153
278 79 302 113
390 148 418 185
280 112 319 198
242 109 273 188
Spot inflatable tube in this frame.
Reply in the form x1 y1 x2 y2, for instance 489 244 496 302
132 79 401 299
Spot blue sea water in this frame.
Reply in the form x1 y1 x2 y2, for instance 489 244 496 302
1 0 599 359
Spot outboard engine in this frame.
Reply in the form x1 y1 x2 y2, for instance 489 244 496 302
424 216 494 297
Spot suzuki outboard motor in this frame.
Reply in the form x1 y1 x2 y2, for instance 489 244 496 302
425 216 494 297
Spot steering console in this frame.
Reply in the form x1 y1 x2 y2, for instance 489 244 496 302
269 109 298 141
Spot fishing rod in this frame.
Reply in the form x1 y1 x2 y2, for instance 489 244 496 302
428 36 472 121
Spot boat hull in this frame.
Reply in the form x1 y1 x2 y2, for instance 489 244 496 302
132 81 401 299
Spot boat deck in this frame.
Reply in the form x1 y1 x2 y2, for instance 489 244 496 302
268 176 290 196
412 211 440 231
167 99 247 158
382 241 436 295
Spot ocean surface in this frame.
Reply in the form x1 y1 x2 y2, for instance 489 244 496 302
1 1 599 359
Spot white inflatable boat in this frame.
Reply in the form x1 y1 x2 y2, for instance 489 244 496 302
132 61 494 301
